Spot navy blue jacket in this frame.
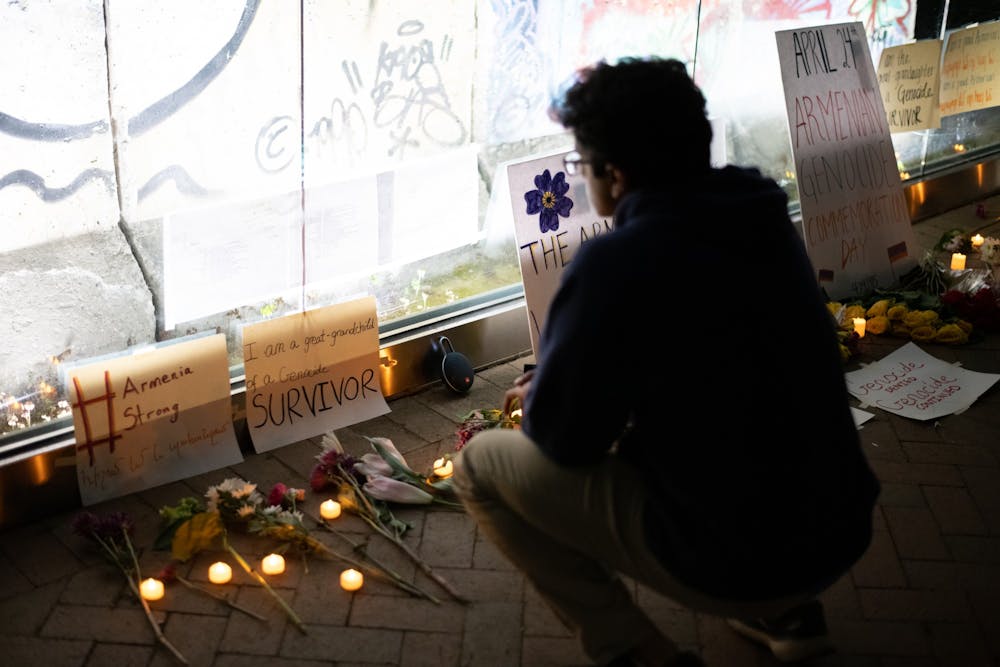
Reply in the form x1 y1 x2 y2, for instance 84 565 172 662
522 165 880 600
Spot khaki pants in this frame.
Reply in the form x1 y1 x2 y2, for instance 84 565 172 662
453 428 815 664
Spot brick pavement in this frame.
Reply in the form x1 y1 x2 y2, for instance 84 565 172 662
2 328 999 666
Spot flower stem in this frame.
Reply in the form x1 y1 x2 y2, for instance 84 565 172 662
114 529 190 665
336 464 465 603
224 538 307 635
316 522 441 603
174 574 267 622
357 514 468 604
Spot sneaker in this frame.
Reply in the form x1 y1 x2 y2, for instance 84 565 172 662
727 599 834 662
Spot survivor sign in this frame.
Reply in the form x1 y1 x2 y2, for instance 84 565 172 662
242 296 390 453
776 21 920 301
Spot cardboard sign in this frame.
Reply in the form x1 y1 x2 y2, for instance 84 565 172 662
775 21 920 300
66 333 243 506
940 21 1000 118
877 39 942 132
243 297 390 453
845 342 1000 421
507 152 612 356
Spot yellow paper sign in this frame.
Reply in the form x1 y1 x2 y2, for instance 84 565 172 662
940 21 1000 118
243 296 390 453
67 333 243 505
877 39 942 132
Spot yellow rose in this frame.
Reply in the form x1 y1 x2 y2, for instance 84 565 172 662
866 299 892 318
934 323 969 344
904 310 939 328
956 319 973 334
891 322 911 337
826 302 843 319
886 304 909 321
910 325 936 341
866 315 890 335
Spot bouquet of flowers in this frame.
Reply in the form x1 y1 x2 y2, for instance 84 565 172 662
310 433 466 602
156 475 440 631
455 406 521 451
73 511 189 664
156 480 308 633
935 227 973 254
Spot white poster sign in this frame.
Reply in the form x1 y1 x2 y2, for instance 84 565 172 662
876 39 942 133
243 297 390 453
776 21 920 300
940 21 1000 118
66 334 243 506
845 342 1000 421
507 152 612 356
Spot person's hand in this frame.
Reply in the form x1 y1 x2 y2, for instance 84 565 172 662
503 370 534 416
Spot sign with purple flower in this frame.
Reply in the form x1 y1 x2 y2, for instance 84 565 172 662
508 151 612 356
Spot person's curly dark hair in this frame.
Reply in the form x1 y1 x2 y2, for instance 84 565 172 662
551 57 713 188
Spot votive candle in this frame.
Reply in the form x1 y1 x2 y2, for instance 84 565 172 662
340 568 364 591
951 253 967 270
432 457 454 478
208 561 232 584
853 317 866 338
140 577 165 601
261 553 285 575
972 234 985 249
320 499 342 519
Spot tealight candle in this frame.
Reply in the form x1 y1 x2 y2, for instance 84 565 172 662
261 553 285 575
140 577 165 601
951 253 967 270
320 499 342 520
853 317 866 338
432 457 454 478
208 561 232 584
340 568 364 591
972 234 985 249
854 317 868 338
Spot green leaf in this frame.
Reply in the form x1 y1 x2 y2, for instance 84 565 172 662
154 496 204 551
171 512 225 562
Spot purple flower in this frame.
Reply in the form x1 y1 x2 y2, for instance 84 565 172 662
310 448 363 492
524 169 573 233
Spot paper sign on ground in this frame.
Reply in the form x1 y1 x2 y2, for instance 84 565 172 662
243 296 390 453
851 406 875 427
940 21 1000 118
844 342 1000 421
66 333 243 506
508 152 612 356
877 39 942 132
775 21 920 301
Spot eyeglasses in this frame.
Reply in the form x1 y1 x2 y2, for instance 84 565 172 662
562 150 590 176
